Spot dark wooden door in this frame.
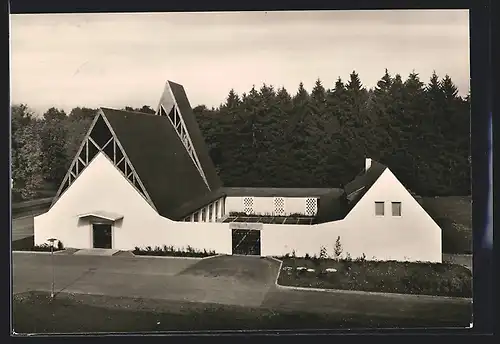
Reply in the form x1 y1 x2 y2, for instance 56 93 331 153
93 224 112 249
232 229 261 255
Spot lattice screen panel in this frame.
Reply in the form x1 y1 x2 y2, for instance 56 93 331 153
274 197 285 216
243 197 254 215
305 198 318 216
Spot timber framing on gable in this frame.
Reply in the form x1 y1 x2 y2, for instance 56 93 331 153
50 110 157 211
157 102 211 190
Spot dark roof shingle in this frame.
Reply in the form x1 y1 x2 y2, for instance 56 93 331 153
167 81 222 191
101 107 217 220
221 187 344 198
344 160 387 208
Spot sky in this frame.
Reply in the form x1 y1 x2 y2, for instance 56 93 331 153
10 10 470 115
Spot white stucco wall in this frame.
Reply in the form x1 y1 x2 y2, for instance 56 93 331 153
34 155 441 262
34 153 232 254
261 168 442 262
224 196 317 216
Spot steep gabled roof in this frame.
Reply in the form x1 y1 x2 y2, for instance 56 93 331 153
156 80 222 191
344 160 388 208
101 107 218 219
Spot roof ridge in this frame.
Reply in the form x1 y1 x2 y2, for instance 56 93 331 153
99 107 160 117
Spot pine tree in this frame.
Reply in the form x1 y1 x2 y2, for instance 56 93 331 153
323 77 350 186
439 74 470 195
225 88 241 109
276 86 292 104
343 71 369 177
369 69 394 159
397 72 428 191
293 82 309 105
311 78 326 106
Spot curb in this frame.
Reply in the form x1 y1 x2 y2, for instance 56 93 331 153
12 250 67 255
271 257 472 302
268 256 284 285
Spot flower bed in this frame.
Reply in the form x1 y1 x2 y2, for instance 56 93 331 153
277 256 472 298
133 245 216 258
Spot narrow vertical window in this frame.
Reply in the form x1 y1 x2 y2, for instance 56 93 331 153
375 201 385 216
392 202 402 216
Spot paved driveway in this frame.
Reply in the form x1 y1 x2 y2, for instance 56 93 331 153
12 253 471 323
13 254 279 307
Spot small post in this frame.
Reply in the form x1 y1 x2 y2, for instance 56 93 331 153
47 238 57 299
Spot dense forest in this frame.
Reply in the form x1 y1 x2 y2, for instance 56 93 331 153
11 70 470 202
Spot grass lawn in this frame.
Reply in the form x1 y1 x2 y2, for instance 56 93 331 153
12 236 35 251
420 196 472 254
277 258 472 298
12 291 468 333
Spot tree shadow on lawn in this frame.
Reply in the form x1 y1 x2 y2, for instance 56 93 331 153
12 291 470 334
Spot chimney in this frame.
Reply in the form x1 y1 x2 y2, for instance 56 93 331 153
365 158 372 172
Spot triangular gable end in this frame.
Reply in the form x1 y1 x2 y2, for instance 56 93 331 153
156 83 211 191
381 169 442 227
346 167 441 228
50 110 157 211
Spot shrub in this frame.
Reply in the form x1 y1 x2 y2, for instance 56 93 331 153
31 244 52 252
304 253 310 260
25 243 63 252
333 236 342 259
57 241 64 250
319 246 328 260
316 270 328 279
229 211 247 216
133 245 216 258
312 255 321 267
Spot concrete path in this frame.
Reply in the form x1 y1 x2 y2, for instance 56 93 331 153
12 253 472 322
74 249 119 256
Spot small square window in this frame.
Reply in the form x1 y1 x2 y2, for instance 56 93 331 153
375 202 385 216
392 202 402 216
